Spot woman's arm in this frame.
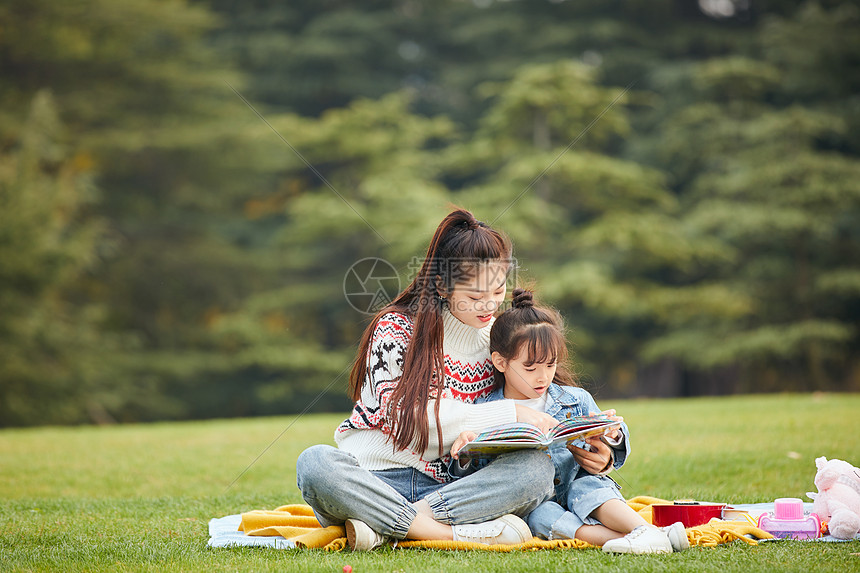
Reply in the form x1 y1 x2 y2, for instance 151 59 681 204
421 397 517 457
421 400 559 459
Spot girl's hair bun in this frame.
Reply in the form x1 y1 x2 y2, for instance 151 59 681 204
511 288 534 309
459 212 482 230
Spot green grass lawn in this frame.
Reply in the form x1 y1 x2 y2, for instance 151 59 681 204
1 393 859 572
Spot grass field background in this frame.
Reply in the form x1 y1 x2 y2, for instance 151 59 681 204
2 393 859 572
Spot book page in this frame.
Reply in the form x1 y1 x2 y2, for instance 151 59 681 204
470 422 548 444
548 415 620 442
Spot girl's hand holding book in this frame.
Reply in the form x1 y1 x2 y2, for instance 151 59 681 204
569 436 614 475
451 431 477 460
569 409 624 473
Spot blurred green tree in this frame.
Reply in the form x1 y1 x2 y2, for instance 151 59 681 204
3 0 858 427
205 91 459 415
636 3 860 392
0 92 107 425
439 61 745 394
204 0 761 121
0 0 277 423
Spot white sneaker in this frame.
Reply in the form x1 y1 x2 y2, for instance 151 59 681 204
660 521 690 552
452 514 532 545
345 519 387 550
602 525 673 554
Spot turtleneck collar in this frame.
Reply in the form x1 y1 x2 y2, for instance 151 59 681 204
442 309 493 358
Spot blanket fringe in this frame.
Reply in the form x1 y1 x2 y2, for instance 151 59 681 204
395 537 594 551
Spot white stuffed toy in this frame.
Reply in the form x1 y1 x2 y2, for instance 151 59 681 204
808 456 860 540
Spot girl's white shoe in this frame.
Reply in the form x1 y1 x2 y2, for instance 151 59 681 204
602 525 673 554
660 521 690 551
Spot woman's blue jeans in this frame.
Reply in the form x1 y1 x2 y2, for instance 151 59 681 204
296 445 554 539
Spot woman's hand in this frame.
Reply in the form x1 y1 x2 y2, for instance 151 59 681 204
451 431 477 460
515 404 559 435
569 436 614 474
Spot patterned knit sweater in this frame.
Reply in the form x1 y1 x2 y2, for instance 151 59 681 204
335 310 516 482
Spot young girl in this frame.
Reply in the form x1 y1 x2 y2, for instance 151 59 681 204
452 288 689 554
296 209 559 550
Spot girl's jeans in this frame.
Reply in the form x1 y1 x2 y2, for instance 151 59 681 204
527 473 624 540
296 444 555 539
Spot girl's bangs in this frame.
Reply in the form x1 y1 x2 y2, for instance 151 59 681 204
522 324 566 366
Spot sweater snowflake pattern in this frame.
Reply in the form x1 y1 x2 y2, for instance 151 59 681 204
335 310 516 482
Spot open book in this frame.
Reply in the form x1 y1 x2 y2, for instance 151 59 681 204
456 415 621 458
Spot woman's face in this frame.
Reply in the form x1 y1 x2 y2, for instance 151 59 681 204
445 261 508 329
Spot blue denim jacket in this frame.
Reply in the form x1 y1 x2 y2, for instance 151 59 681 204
454 384 632 539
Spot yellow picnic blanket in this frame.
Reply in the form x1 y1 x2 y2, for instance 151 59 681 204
237 504 348 550
238 497 773 551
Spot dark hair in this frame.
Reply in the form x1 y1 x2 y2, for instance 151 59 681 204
349 208 513 455
489 288 577 390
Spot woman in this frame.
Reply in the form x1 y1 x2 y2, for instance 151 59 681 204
296 208 558 549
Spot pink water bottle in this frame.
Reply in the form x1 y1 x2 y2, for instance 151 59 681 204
757 498 821 540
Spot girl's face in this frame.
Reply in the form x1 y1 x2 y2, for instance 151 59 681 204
492 347 557 400
445 261 508 329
